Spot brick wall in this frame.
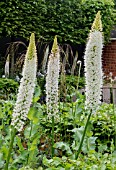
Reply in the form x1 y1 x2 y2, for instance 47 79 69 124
102 39 116 78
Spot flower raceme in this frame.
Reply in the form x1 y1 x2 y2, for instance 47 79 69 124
11 33 37 132
46 36 60 120
84 11 103 111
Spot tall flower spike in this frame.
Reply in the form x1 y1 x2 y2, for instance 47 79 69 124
46 36 60 120
84 12 103 112
11 33 37 131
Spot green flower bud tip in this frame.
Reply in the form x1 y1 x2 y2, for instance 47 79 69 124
52 35 58 54
91 11 102 32
6 54 10 61
27 33 36 60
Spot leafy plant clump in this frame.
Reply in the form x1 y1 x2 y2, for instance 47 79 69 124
0 96 116 169
0 78 19 100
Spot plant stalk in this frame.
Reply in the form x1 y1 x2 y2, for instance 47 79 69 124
4 127 16 170
76 61 81 91
72 103 77 159
27 121 33 164
75 110 92 159
110 83 116 150
114 109 116 150
51 116 55 158
112 88 116 150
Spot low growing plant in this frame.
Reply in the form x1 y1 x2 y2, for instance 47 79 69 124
0 78 19 100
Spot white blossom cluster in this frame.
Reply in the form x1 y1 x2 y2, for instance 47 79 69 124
84 12 103 111
11 33 37 131
46 36 60 120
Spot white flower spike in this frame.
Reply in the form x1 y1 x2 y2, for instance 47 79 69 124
11 33 37 131
84 11 103 111
46 36 60 120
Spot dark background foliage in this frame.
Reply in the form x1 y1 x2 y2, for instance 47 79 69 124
0 0 115 77
0 0 115 43
81 0 115 42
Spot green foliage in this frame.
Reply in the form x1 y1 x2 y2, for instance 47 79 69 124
0 0 114 43
65 75 85 89
43 0 82 43
0 91 116 169
0 78 18 99
91 104 115 151
42 103 116 170
43 151 116 169
0 0 47 38
81 0 115 43
0 0 82 43
59 75 85 102
19 166 33 170
113 0 116 25
37 75 85 103
0 75 116 169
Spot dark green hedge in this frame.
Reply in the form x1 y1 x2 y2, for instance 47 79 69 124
0 0 115 44
81 0 115 43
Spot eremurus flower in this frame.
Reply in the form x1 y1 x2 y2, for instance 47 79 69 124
84 11 103 111
11 33 37 131
46 36 60 120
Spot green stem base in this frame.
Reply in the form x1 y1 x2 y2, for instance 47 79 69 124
76 110 92 160
4 127 16 170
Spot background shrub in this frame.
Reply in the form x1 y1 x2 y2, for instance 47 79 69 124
81 0 115 43
0 0 114 43
0 78 18 99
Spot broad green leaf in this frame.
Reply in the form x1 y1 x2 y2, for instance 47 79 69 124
33 86 41 103
28 106 42 124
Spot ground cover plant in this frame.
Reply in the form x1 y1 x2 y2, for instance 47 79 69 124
0 12 116 170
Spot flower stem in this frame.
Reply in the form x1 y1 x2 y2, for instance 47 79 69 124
112 89 116 150
110 84 116 149
51 116 55 158
4 127 16 170
27 121 33 164
75 110 92 159
76 62 81 91
114 106 116 150
72 103 77 159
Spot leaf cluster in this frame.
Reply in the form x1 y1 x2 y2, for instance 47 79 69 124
0 78 19 100
0 87 115 169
